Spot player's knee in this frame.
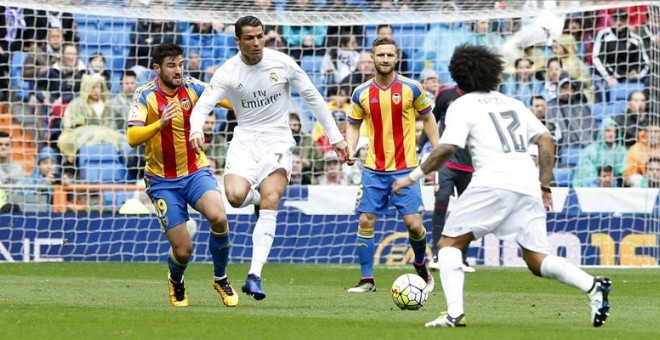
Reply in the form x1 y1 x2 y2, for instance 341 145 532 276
208 213 228 232
260 191 282 209
358 214 376 227
172 246 192 263
225 192 246 208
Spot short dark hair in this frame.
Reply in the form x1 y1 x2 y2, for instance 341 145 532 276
88 52 105 64
530 95 546 106
449 44 503 93
376 24 393 33
151 43 183 68
597 165 614 175
122 70 137 80
0 131 10 139
514 57 532 68
546 56 563 69
235 16 263 38
372 36 398 51
627 90 646 101
289 112 301 122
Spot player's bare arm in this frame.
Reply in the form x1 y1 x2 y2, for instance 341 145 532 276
536 132 555 211
333 140 354 166
344 123 362 166
126 102 177 148
391 143 457 195
419 112 440 149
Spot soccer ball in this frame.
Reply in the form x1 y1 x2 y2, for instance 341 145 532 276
391 273 429 310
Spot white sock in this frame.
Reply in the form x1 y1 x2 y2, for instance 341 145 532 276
239 187 262 208
438 247 465 317
540 255 594 293
248 209 277 277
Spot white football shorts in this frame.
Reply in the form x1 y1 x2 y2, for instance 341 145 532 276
443 186 550 254
224 127 296 186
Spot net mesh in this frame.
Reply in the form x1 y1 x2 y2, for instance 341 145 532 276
0 0 658 266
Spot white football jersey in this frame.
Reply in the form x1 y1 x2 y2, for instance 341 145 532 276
440 91 549 197
190 48 342 143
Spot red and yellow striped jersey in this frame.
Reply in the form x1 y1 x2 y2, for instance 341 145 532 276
127 77 231 178
348 75 432 171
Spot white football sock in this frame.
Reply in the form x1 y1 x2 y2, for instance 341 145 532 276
248 209 277 277
540 255 594 293
438 246 465 317
239 187 262 208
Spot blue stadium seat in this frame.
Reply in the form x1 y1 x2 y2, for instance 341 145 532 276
591 101 627 126
553 168 573 187
301 55 324 74
559 147 582 167
609 82 645 102
78 144 127 183
9 51 33 101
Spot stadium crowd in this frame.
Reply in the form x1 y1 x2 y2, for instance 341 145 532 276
0 0 658 213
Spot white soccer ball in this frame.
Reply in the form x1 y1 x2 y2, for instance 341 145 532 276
391 273 429 310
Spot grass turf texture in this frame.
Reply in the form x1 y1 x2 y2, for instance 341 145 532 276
1 263 659 339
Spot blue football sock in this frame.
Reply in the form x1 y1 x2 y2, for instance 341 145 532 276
209 227 231 278
409 232 427 265
168 250 187 283
356 236 375 279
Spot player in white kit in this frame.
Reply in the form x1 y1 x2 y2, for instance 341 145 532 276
392 44 611 328
190 16 352 300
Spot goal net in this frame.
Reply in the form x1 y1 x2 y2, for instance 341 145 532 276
0 0 657 267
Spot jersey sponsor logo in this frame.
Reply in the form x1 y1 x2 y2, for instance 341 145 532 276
392 93 401 105
269 72 279 83
180 98 192 111
241 91 284 109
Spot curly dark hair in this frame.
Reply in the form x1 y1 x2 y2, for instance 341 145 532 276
448 44 503 93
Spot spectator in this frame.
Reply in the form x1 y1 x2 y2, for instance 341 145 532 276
536 57 563 102
640 157 660 188
86 52 112 83
19 146 71 211
572 118 626 187
315 109 347 154
322 34 360 89
22 27 63 82
546 74 595 149
592 9 649 86
324 1 365 49
36 10 79 43
564 14 594 63
596 165 616 188
420 68 440 106
281 0 327 61
317 151 346 185
109 70 138 131
35 42 85 106
0 131 24 184
375 24 409 77
624 121 660 187
290 112 323 177
470 19 504 51
203 111 228 170
126 12 179 70
253 0 285 50
186 51 206 81
612 90 649 148
553 34 594 103
57 74 126 165
290 153 312 185
500 57 541 105
183 22 230 71
530 95 561 142
340 50 374 95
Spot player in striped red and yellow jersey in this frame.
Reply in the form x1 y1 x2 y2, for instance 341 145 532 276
345 37 440 293
126 43 238 308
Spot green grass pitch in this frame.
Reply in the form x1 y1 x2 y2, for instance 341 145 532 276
1 263 659 339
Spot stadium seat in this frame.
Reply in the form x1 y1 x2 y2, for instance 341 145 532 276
553 168 573 187
301 55 324 74
78 144 127 183
559 147 582 167
609 82 645 102
9 51 33 102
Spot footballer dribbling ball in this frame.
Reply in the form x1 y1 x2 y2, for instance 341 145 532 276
391 273 429 310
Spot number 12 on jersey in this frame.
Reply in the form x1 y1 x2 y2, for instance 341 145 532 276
488 110 527 153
